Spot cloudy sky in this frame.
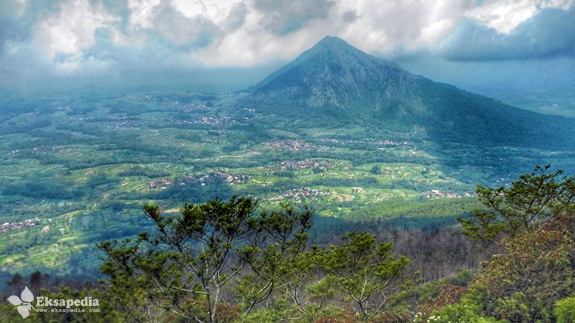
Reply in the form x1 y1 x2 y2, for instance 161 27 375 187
1 0 575 99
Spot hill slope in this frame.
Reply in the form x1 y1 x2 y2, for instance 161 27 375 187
241 36 575 149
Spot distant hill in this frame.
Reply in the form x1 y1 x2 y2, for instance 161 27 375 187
240 36 575 149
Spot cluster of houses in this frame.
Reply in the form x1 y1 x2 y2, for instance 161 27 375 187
10 145 68 156
424 190 476 199
148 171 251 190
262 140 326 151
273 187 329 202
167 116 230 127
113 121 142 128
195 116 230 126
278 159 331 170
0 218 39 234
319 138 413 146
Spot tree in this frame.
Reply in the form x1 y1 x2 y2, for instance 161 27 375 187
98 196 313 322
235 203 314 314
323 232 410 321
370 164 382 175
470 218 575 321
455 166 575 322
458 165 575 244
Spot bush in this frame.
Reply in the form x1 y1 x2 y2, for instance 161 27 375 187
554 297 575 323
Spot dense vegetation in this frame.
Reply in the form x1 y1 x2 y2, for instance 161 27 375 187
1 167 575 322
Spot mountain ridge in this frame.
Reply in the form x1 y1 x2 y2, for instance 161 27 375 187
239 36 575 150
248 36 423 110
252 36 408 91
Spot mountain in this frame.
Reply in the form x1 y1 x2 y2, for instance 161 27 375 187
240 36 575 149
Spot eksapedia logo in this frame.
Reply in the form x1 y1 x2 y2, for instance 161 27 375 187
7 286 100 319
7 286 34 318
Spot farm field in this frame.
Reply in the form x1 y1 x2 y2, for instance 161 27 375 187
0 91 565 274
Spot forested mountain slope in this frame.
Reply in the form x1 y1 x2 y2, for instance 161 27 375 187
240 36 575 149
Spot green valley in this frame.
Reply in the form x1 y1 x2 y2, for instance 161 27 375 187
0 88 565 275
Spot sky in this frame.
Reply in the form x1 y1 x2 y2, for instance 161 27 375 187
1 0 575 100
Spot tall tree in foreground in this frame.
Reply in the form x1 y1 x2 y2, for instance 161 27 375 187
97 196 313 322
442 165 575 322
458 164 575 244
323 232 410 322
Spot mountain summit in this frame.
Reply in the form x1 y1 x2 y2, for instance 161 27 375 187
241 36 575 149
250 36 420 111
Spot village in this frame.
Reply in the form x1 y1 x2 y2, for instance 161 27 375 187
262 140 327 151
175 103 211 113
166 115 230 127
319 138 414 147
278 158 331 170
0 218 40 234
424 190 476 199
148 171 251 190
272 187 329 202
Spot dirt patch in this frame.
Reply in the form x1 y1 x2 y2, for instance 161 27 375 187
333 193 355 202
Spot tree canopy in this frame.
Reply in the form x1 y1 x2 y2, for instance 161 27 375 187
97 196 411 322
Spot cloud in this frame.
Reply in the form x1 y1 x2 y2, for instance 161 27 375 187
464 0 575 34
341 10 358 23
190 0 471 66
252 0 335 35
1 0 575 92
35 0 119 60
0 17 31 55
439 6 575 60
131 0 219 47
222 2 248 32
310 0 474 58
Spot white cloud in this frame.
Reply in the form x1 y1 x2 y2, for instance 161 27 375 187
127 0 162 31
26 0 575 69
464 0 575 34
191 0 467 65
35 0 119 59
1 0 575 91
464 0 539 34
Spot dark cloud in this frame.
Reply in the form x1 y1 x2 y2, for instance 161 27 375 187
253 0 335 35
440 7 575 61
223 2 248 32
1 0 574 96
342 10 359 23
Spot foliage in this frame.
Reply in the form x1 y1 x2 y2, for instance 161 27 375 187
554 297 575 323
0 271 118 322
98 196 313 322
3 84 575 321
97 196 416 322
455 166 575 322
415 282 466 320
458 165 575 244
323 232 410 321
469 219 575 322
2 89 570 275
430 299 499 323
